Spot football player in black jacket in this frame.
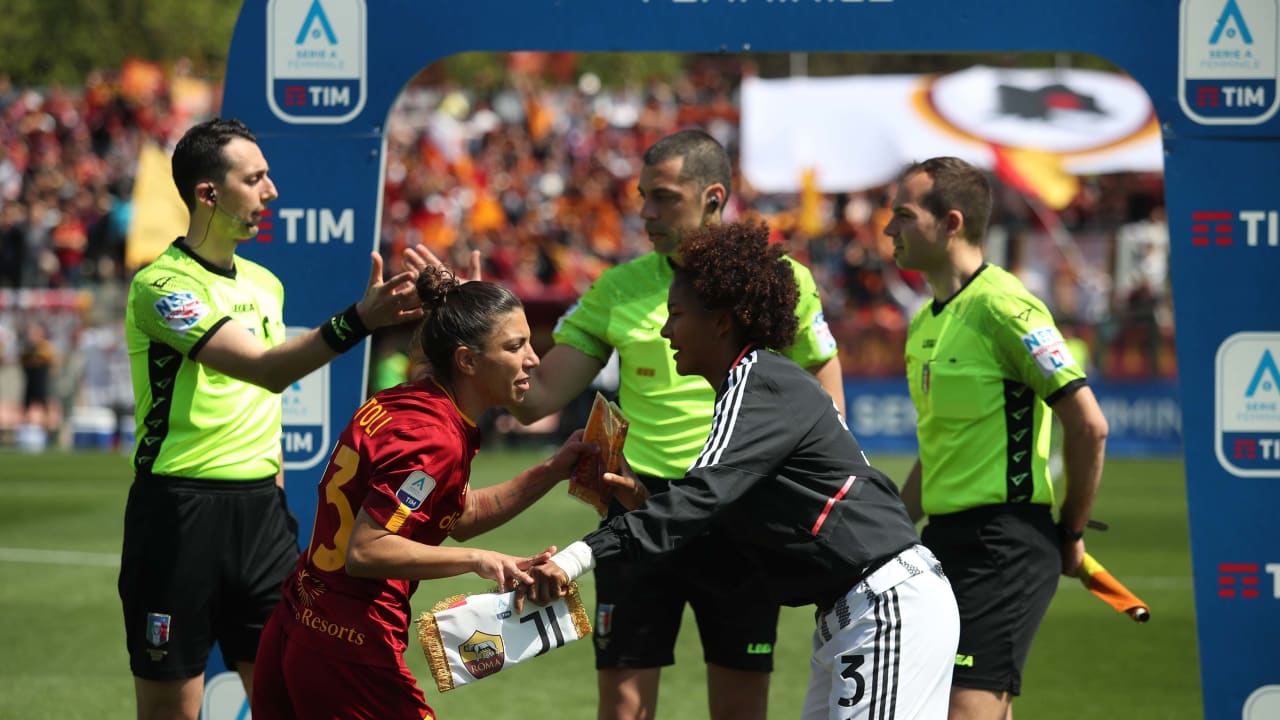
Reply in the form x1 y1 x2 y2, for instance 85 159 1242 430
530 221 959 719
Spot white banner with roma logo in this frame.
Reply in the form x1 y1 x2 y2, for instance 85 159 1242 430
740 65 1163 199
417 582 591 693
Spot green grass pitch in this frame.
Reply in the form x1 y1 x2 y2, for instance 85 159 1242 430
0 448 1198 719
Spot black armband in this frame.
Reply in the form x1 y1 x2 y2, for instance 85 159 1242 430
1056 521 1085 543
319 304 371 353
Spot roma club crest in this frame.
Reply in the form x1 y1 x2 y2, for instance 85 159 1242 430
458 630 505 679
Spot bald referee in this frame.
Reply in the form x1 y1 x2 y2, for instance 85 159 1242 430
884 157 1109 720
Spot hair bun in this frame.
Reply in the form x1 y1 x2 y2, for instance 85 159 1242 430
416 265 461 312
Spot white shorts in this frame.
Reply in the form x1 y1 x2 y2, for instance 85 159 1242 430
802 545 960 720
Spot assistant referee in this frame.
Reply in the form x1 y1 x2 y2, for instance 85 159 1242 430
884 156 1109 720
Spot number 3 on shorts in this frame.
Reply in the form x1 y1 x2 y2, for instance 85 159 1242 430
837 654 866 709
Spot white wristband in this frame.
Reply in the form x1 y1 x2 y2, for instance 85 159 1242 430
549 541 595 581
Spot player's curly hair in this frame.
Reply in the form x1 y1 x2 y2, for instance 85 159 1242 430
413 265 522 382
674 221 798 350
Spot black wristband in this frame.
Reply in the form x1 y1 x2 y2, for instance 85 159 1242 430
1056 521 1085 543
319 303 371 353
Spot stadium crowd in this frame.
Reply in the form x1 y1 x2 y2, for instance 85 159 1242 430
0 55 1173 449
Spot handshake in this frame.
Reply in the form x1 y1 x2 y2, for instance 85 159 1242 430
512 541 599 609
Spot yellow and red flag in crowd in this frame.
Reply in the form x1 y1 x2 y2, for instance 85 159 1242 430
990 144 1081 211
125 142 189 270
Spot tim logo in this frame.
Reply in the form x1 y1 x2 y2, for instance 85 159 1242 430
1192 84 1268 108
1179 0 1280 125
1217 563 1280 599
1190 210 1279 246
253 208 355 244
235 207 274 244
268 0 367 124
1216 333 1280 477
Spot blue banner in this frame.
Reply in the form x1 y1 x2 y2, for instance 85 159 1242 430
844 378 1184 457
215 1 1280 718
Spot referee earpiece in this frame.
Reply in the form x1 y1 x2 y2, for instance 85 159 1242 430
205 187 217 203
705 196 719 213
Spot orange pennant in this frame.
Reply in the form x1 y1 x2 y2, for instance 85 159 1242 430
1077 552 1150 623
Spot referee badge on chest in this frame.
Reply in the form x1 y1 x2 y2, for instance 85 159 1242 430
921 362 931 394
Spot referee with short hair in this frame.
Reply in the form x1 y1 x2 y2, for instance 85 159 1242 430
884 156 1109 720
119 118 426 720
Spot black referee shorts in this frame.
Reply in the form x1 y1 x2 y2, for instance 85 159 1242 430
118 474 300 681
591 475 778 673
920 503 1059 696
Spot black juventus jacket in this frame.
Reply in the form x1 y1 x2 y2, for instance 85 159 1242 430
584 347 921 607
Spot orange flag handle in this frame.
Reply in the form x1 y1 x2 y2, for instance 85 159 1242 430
1077 552 1150 623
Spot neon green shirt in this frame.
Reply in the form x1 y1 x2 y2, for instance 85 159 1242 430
125 240 287 480
554 252 837 479
904 264 1086 516
372 351 410 393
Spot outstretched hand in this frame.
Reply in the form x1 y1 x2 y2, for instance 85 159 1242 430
545 429 598 480
476 546 556 608
403 244 483 283
354 252 424 329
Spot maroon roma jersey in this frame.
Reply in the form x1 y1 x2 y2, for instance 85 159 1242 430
278 379 481 668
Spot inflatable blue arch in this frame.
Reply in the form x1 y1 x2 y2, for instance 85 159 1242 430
215 2 1280 717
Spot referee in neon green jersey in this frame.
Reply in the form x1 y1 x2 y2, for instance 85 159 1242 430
511 129 844 720
120 118 426 720
884 156 1109 720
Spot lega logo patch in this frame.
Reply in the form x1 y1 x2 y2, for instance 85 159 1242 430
811 311 837 355
1020 326 1076 377
153 291 209 335
396 470 436 510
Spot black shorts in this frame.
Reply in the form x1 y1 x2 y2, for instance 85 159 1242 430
118 474 300 681
592 476 778 673
920 504 1059 696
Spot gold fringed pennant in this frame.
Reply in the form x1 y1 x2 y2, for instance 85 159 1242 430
418 593 469 693
564 581 591 639
417 583 592 693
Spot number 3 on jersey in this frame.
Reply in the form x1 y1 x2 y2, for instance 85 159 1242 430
310 444 360 572
837 654 866 710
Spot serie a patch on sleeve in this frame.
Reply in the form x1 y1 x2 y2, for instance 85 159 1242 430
153 291 209 336
812 311 838 355
1020 326 1076 378
396 470 436 510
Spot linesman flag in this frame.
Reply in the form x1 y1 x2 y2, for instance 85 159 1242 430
1077 552 1150 623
